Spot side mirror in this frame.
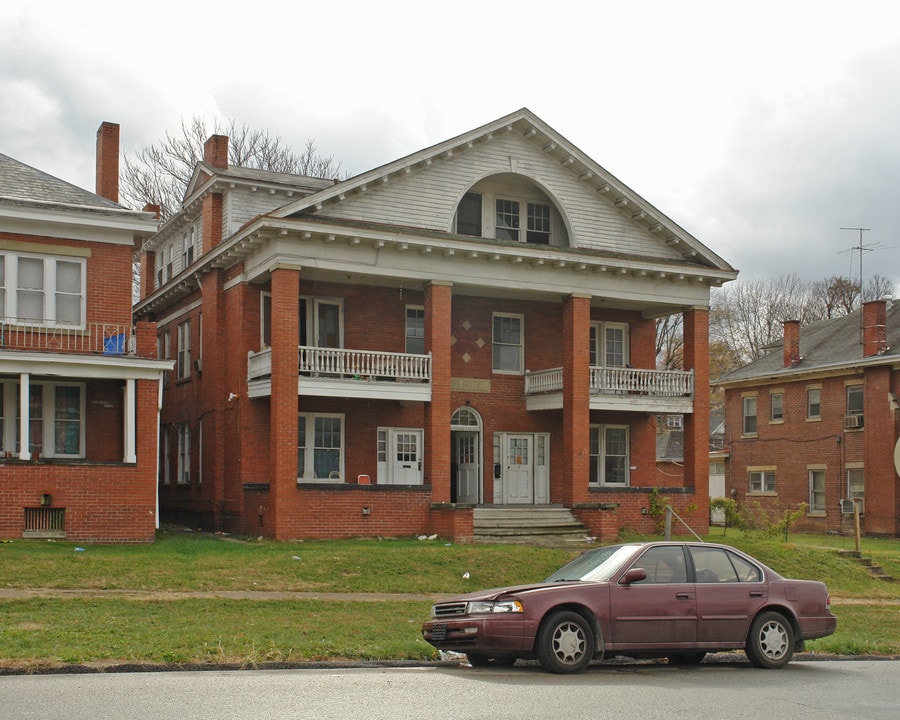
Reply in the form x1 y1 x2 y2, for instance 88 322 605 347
620 567 647 585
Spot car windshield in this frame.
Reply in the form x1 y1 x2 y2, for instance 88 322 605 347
544 544 640 583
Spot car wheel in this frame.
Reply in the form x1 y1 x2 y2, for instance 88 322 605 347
667 652 706 665
746 611 794 669
467 653 517 667
536 610 595 674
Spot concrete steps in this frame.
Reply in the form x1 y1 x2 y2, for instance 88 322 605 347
473 506 593 546
838 550 894 582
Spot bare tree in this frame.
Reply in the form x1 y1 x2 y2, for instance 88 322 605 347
121 117 343 221
655 313 684 370
863 273 897 302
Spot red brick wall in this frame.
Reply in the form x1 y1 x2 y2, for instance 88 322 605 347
724 366 899 536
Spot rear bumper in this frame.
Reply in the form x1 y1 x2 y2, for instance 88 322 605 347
799 614 838 640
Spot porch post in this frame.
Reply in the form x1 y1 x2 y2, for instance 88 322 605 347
425 280 453 503
124 378 137 463
18 373 30 460
562 294 591 505
269 265 301 539
683 306 710 528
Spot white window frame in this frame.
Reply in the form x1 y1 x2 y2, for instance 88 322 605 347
770 391 784 422
300 296 344 348
589 424 630 487
297 413 345 482
742 395 758 436
1 380 86 458
846 465 865 501
405 305 425 354
748 468 776 494
808 467 826 513
493 196 553 244
181 226 195 269
807 386 821 419
160 425 171 485
846 384 864 416
177 423 190 484
492 312 524 374
0 251 86 328
177 319 191 380
589 321 629 367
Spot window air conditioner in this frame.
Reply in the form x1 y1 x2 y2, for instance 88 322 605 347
839 498 864 514
844 415 864 429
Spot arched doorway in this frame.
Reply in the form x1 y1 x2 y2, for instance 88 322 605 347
451 407 482 504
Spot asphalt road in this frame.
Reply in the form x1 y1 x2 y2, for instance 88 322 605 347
1 659 896 720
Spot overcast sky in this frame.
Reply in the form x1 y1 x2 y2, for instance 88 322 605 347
3 0 900 286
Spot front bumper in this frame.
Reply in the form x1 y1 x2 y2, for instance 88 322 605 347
422 616 534 655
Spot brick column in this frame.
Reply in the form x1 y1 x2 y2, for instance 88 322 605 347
269 266 301 539
199 270 226 530
562 294 592 505
425 281 453 503
683 306 710 528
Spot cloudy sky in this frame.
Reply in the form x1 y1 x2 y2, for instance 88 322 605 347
3 0 900 285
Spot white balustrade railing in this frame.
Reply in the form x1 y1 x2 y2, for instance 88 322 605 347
248 346 431 382
0 319 131 355
525 366 694 397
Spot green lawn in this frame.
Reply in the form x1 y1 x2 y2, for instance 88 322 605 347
1 527 897 670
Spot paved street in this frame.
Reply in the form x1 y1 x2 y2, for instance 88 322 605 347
1 659 897 720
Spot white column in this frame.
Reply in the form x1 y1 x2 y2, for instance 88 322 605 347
124 378 137 463
18 373 30 460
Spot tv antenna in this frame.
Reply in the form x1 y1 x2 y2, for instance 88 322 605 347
838 227 889 301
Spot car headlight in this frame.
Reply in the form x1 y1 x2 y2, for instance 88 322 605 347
466 599 524 615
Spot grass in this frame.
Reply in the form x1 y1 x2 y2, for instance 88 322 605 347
1 527 898 670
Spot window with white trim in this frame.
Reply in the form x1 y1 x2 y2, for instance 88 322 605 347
589 425 629 486
299 297 343 348
492 313 524 374
749 469 775 493
846 466 865 502
181 227 195 269
809 468 826 512
177 423 190 484
454 191 557 246
589 322 629 367
0 251 85 327
807 387 821 419
0 380 85 458
298 413 344 481
770 391 783 422
160 426 171 485
405 306 425 354
846 384 864 416
742 396 758 435
177 320 191 380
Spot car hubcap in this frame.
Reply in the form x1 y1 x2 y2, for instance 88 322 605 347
759 620 788 660
552 622 585 663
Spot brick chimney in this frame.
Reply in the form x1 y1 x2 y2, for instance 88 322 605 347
95 121 120 203
204 134 229 169
783 320 801 367
862 299 888 357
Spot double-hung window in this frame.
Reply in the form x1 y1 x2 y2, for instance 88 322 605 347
807 387 821 419
809 469 826 512
177 423 191 484
749 469 776 493
742 396 758 435
298 413 344 481
177 320 191 380
589 425 629 486
492 313 524 373
846 384 864 416
770 391 783 422
0 251 85 327
405 306 425 354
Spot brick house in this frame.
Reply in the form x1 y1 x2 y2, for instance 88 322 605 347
716 300 900 536
0 123 170 543
134 108 737 542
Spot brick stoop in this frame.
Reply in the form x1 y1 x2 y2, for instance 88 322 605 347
473 506 594 547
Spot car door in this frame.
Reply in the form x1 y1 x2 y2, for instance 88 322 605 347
690 546 768 644
608 544 697 648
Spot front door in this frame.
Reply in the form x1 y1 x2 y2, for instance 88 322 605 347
454 431 480 504
504 435 533 504
389 430 422 484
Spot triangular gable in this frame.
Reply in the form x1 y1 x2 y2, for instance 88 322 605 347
272 108 734 273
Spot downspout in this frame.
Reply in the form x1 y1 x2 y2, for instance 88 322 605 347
155 370 164 530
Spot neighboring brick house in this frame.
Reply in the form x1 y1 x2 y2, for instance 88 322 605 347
134 108 737 542
716 300 900 536
0 123 170 543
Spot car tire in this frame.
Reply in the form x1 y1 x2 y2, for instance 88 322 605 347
467 653 517 668
746 611 794 669
667 652 706 665
536 610 595 674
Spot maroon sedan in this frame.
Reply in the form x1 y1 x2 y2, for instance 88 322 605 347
422 541 836 673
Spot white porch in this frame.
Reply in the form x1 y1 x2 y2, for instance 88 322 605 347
524 365 694 413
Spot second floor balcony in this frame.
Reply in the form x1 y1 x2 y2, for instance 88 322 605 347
525 365 695 413
247 345 432 402
0 319 132 356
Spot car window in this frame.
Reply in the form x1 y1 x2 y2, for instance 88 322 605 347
727 550 763 582
690 546 739 583
629 545 688 583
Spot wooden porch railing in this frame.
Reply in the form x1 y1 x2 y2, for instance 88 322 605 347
248 346 432 382
524 366 694 397
0 320 131 355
